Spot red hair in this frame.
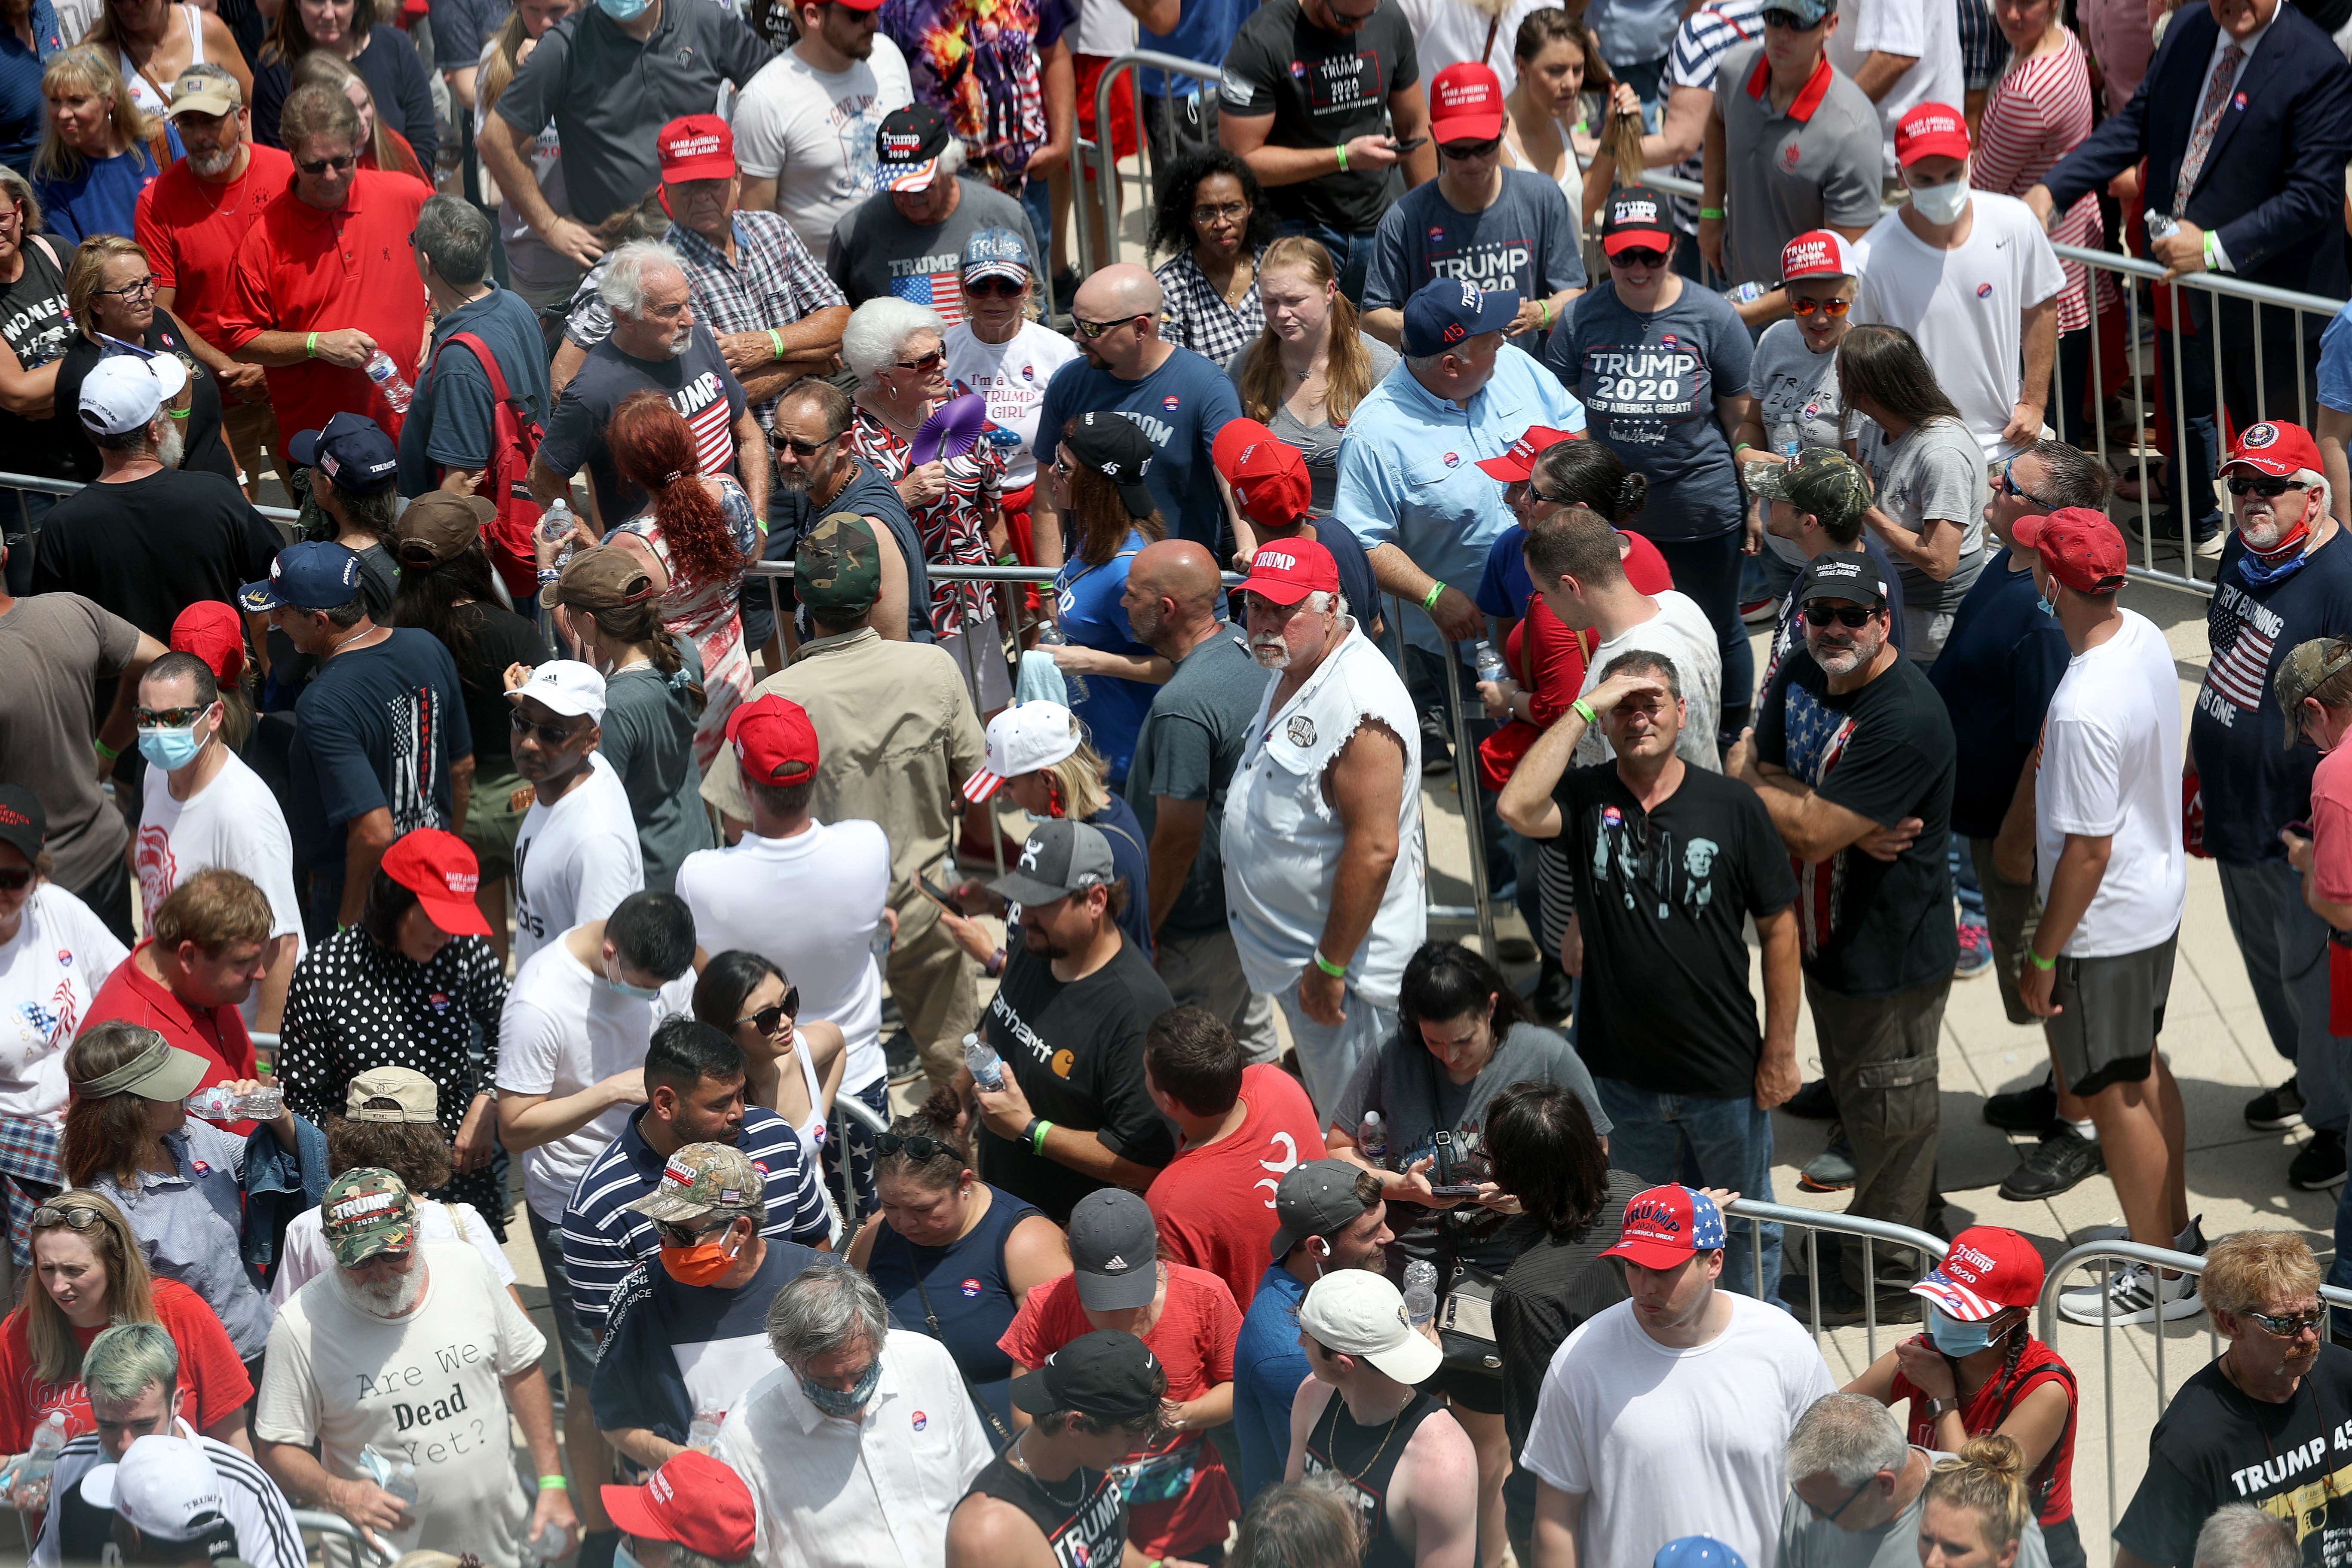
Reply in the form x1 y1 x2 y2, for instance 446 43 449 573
608 390 738 586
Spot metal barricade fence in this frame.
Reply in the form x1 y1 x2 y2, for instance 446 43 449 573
1070 52 1225 278
1727 1198 1948 1363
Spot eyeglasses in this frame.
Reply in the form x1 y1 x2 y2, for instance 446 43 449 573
31 1203 107 1231
1804 1476 1873 1524
295 153 356 175
0 869 31 893
1439 135 1503 159
92 274 157 300
1802 603 1875 628
873 1131 959 1160
2245 1305 2326 1339
137 704 211 728
733 986 800 1036
2227 474 2309 499
1761 6 1822 27
964 276 1026 297
652 1218 733 1248
509 709 585 747
1611 248 1668 269
892 348 945 374
1191 200 1250 226
1073 313 1145 340
1525 481 1574 506
772 430 837 458
1788 296 1851 318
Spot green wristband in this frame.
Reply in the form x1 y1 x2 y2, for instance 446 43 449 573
305 331 319 358
538 1476 568 1491
767 328 786 361
2027 949 2056 972
1421 580 1446 611
1571 698 1598 727
93 737 119 761
1700 206 1725 220
1030 1118 1054 1154
1335 143 1348 172
1312 949 1347 979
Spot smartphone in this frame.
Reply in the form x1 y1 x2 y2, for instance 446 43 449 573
1389 134 1429 152
916 870 960 911
1428 1183 1485 1198
2288 820 2315 838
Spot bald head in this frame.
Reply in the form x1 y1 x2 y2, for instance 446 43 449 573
1075 263 1164 320
1122 539 1225 654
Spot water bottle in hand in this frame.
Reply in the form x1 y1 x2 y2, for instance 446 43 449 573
539 499 577 600
362 350 413 414
964 1033 1005 1093
1034 622 1089 703
1357 1112 1387 1166
1403 1259 1439 1327
522 1519 575 1566
1472 639 1508 689
12 1409 66 1507
1724 281 1768 306
359 1445 423 1555
688 1413 723 1453
185 1083 284 1121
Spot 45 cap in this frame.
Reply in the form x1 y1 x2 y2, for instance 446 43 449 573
1402 276 1517 356
1599 1184 1726 1269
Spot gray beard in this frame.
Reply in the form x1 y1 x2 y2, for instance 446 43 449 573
156 419 184 471
340 1264 424 1317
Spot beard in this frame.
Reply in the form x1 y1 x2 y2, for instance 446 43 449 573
187 141 238 177
775 466 816 494
1808 633 1877 678
156 418 184 471
1250 635 1292 670
342 1263 424 1317
661 325 692 360
1020 919 1067 960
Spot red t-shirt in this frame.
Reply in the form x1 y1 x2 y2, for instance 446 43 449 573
217 168 429 442
84 944 253 1096
0 1277 254 1450
134 145 296 399
999 1265 1241 1559
1504 532 1676 724
1145 1064 1326 1313
1890 1336 2077 1524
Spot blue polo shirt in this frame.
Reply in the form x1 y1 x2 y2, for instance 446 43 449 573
0 0 63 177
1332 343 1585 661
1232 1263 1311 1507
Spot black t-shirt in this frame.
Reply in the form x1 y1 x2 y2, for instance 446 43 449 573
2116 1347 2352 1568
1216 0 1417 233
55 317 233 485
1925 552 2070 840
974 934 1177 1225
760 455 934 646
29 469 282 640
965 1452 1129 1568
0 235 77 481
288 627 473 873
1554 763 1798 1097
437 601 554 774
538 324 748 528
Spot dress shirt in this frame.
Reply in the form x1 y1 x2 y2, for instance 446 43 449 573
2188 8 2276 269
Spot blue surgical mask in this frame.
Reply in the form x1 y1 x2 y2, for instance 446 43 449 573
2035 591 2057 618
798 1357 882 1418
603 954 665 1001
595 0 649 19
1927 1305 1995 1357
137 722 206 772
615 1543 646 1568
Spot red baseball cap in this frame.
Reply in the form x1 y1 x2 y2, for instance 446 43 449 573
1598 1184 1726 1271
1429 62 1506 144
1238 539 1340 606
1213 420 1312 530
169 600 246 684
727 693 820 786
1895 102 1970 165
658 115 735 183
1911 1225 2044 1321
1476 424 1577 482
2013 505 2127 594
1777 229 1860 285
601 1452 757 1562
2222 419 2325 479
379 829 493 937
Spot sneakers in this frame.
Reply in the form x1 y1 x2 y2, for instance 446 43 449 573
2292 1129 2348 1191
2248 1076 2306 1131
1741 594 1781 625
1779 1267 1924 1327
1419 711 1453 775
1785 1078 1838 1121
1954 922 1993 979
1997 1128 2105 1200
1984 1071 2058 1134
2056 1261 2204 1326
1799 1126 1856 1192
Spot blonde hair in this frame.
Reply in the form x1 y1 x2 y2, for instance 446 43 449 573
1923 1435 2031 1554
15 1190 160 1387
2203 1229 2324 1317
0 164 42 236
1236 236 1376 429
65 233 147 343
1039 732 1111 822
36 46 159 182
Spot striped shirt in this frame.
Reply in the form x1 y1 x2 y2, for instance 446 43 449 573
1973 29 2106 333
35 1421 305 1568
559 1105 831 1333
1667 0 1767 233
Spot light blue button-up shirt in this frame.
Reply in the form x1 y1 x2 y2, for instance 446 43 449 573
1333 343 1586 660
91 1119 273 1360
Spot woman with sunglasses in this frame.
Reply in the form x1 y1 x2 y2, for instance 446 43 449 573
1731 230 1861 612
692 951 844 1157
1041 412 1169 786
1150 149 1274 369
0 1188 252 1473
31 47 178 247
942 227 1077 600
1844 1225 2082 1568
54 233 231 483
849 1101 1071 1436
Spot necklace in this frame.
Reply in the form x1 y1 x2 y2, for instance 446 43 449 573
1012 1430 1088 1510
1323 1388 1413 1486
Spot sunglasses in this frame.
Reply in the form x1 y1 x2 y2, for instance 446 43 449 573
1525 480 1574 506
2227 474 2308 499
0 868 31 893
31 1203 107 1231
893 348 945 374
2245 1306 2326 1339
1788 296 1851 318
652 1218 733 1247
1805 1476 1873 1524
1439 135 1503 159
296 153 355 175
137 704 212 728
1191 200 1250 226
1992 455 2055 510
1073 314 1143 340
964 276 1025 297
1611 248 1668 269
772 430 837 458
509 709 585 747
873 1131 959 1160
1802 603 1876 628
1761 6 1822 26
92 274 157 300
733 986 801 1036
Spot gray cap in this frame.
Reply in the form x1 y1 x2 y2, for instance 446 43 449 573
989 818 1116 907
1269 1159 1372 1260
1069 1188 1158 1311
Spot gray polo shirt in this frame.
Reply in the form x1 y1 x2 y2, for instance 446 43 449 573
1713 41 1883 290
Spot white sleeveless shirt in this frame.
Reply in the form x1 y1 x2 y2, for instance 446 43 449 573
118 5 205 119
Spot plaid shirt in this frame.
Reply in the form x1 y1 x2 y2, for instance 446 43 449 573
1155 248 1264 370
563 209 846 419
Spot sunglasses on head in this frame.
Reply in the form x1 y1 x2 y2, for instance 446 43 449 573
2227 473 2308 499
1993 454 2055 510
509 709 584 747
31 1203 106 1231
137 704 212 729
1611 248 1668 270
873 1130 959 1160
1788 296 1851 318
296 152 355 175
1802 603 1876 628
0 868 31 893
734 986 801 1035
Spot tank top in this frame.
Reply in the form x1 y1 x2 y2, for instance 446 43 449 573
1891 1337 2078 1523
965 1450 1128 1568
866 1183 1039 1431
119 6 205 118
0 236 77 480
767 456 935 644
1301 1385 1446 1568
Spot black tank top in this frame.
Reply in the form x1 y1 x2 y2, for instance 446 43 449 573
965 1451 1128 1568
1302 1386 1446 1568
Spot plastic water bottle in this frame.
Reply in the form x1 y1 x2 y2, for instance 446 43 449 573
9 1410 66 1507
359 1445 422 1555
1724 281 1768 306
964 1033 1006 1093
2144 211 2178 243
687 1413 723 1453
362 350 414 413
539 498 577 604
1768 420 1803 464
1403 1260 1439 1328
522 1519 575 1566
184 1083 284 1121
1034 622 1089 703
1357 1112 1387 1166
1472 639 1509 689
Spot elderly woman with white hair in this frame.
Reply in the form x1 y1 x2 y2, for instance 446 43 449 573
842 295 1010 712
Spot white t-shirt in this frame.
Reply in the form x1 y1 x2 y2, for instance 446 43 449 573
255 1244 545 1568
1394 0 1557 97
2036 609 2187 957
1071 0 1134 58
674 819 891 1093
945 320 1082 490
1824 0 1963 170
496 937 698 1220
1521 1292 1837 1568
0 885 126 1121
731 37 915 259
1571 590 1725 772
269 1197 516 1307
1855 196 2068 459
136 751 306 1024
512 754 645 972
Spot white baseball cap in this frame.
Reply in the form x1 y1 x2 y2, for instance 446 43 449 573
79 352 190 437
507 658 607 721
961 701 1081 803
80 1436 230 1544
1298 1270 1442 1386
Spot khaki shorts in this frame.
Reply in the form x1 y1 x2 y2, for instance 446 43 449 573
462 768 533 882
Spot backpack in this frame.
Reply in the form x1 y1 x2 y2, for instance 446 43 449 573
429 329 543 600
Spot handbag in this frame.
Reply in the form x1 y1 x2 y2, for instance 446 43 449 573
1437 1262 1504 1376
908 1267 1015 1447
1475 599 1546 794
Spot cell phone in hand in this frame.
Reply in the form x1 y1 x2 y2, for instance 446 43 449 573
1390 134 1429 152
916 870 960 911
1427 1183 1484 1198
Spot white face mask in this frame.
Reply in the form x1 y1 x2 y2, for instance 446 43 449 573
1908 177 1969 225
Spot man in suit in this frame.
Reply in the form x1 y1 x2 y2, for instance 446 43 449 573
2026 0 2352 553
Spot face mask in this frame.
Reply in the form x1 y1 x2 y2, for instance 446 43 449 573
1908 178 1969 225
2035 591 2057 618
799 1357 882 1418
604 954 665 1001
137 721 206 772
615 1544 646 1568
659 1232 740 1287
595 0 649 18
1927 1304 1996 1357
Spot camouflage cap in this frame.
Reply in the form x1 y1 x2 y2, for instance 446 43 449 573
321 1168 415 1268
795 512 881 617
2276 638 2352 749
626 1142 767 1225
1747 448 1871 533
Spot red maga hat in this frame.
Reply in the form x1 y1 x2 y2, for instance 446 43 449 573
379 829 492 937
1895 102 1970 165
2014 505 2127 594
601 1452 757 1562
726 694 820 786
1238 539 1340 606
1476 425 1577 483
1213 419 1313 530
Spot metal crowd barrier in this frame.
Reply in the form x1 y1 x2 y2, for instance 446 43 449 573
1727 1198 1949 1363
1072 51 1225 277
293 1506 385 1567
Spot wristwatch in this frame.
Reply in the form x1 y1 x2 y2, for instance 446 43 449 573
1924 1396 1959 1417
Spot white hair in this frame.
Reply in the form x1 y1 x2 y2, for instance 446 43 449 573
2296 467 2334 519
2195 1505 2301 1568
842 296 946 385
1304 590 1350 620
1784 1393 1911 1488
598 241 687 319
935 138 967 178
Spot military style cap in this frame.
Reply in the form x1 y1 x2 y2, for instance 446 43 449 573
1747 448 1871 533
795 512 882 617
2277 638 2352 749
626 1143 767 1224
321 1168 415 1267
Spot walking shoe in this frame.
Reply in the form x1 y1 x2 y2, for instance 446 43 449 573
1984 1070 2058 1133
2292 1129 2348 1191
2056 1261 2203 1326
1996 1129 2105 1200
1785 1078 1838 1121
1799 1126 1857 1192
1954 921 1993 980
2247 1076 2306 1131
1498 936 1538 964
1741 594 1780 625
1419 710 1453 775
1528 958 1575 1023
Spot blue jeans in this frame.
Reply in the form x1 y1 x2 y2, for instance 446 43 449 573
1594 1076 1782 1304
1951 832 1986 931
1274 217 1375 304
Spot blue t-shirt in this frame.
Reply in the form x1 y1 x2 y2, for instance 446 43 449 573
588 1240 830 1446
1925 552 2070 841
1086 793 1155 955
2320 297 2352 418
398 283 554 495
1141 0 1250 91
1588 0 1684 67
1055 529 1157 785
36 133 182 247
1232 1263 1310 1508
288 628 474 874
0 0 62 177
1035 348 1243 553
2193 532 2352 862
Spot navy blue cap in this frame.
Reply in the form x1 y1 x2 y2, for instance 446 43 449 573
241 540 364 612
1400 278 1518 357
288 412 398 494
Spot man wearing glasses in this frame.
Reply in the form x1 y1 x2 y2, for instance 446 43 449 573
1781 1392 2056 1568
